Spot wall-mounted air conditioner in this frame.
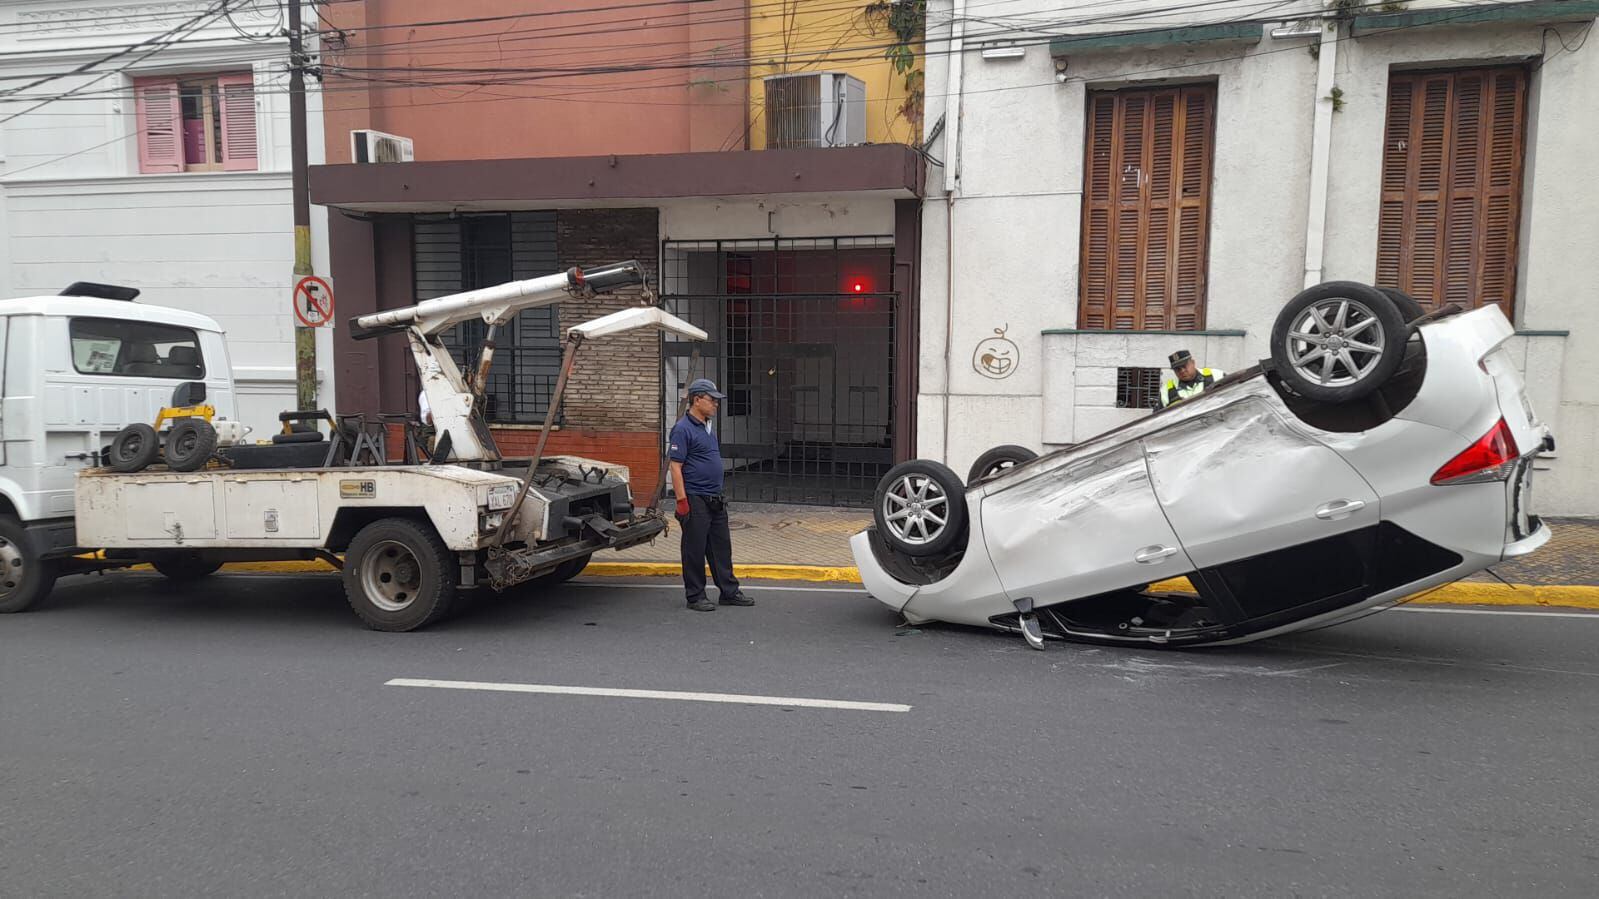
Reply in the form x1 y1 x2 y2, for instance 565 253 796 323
350 129 415 163
763 72 866 150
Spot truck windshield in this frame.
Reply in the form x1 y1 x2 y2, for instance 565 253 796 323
69 317 205 379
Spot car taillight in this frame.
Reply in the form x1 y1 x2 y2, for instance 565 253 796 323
1431 418 1520 485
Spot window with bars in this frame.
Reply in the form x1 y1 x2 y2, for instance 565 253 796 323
412 212 561 423
135 72 257 173
1079 83 1215 331
1376 67 1527 316
1116 366 1164 409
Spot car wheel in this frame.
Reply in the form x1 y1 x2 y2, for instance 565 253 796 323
967 445 1038 484
1377 286 1426 323
0 515 57 614
108 423 160 473
873 460 968 558
1271 281 1406 404
164 419 218 472
343 518 457 631
150 551 224 581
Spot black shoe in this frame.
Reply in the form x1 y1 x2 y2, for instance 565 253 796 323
687 600 716 612
718 593 754 607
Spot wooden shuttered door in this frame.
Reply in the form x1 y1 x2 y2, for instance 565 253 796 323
1080 83 1216 330
1377 67 1527 315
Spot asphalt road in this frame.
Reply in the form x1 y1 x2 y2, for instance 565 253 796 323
3 572 1598 897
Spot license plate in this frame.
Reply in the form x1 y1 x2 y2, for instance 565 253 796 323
487 486 517 511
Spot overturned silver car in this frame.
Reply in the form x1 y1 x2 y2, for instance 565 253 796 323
851 283 1553 648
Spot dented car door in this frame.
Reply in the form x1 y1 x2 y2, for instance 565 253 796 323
979 441 1198 604
1142 397 1380 570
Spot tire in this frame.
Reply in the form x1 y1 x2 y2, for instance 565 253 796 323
1377 286 1426 323
967 444 1038 484
342 517 457 631
0 515 57 614
873 460 968 558
108 423 160 473
1271 281 1406 404
528 553 591 587
164 419 218 472
271 430 324 445
150 551 224 581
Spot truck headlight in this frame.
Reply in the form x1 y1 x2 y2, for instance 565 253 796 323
487 485 517 511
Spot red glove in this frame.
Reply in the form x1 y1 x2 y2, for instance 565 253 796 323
676 497 691 518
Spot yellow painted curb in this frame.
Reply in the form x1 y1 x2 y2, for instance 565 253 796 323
164 561 1599 610
583 562 864 583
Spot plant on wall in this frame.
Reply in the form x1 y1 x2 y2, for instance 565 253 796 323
865 0 926 130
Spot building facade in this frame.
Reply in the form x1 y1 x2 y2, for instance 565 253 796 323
314 0 926 506
0 0 332 437
918 0 1598 515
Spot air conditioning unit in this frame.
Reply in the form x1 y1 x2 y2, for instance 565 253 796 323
763 72 866 150
350 129 415 164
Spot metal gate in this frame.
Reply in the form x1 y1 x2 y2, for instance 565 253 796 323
663 292 897 507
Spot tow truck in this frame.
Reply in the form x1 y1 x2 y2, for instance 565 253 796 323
62 261 705 630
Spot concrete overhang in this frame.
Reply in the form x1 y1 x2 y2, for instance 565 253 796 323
309 144 925 213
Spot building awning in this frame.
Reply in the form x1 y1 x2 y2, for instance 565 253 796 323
309 144 925 212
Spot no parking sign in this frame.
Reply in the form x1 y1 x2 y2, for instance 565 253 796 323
293 275 335 328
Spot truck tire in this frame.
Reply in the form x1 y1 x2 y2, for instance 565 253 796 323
343 517 457 632
0 516 57 613
108 423 160 473
150 551 224 581
164 419 218 472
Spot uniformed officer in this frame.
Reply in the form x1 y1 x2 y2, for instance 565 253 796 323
669 378 753 612
1161 349 1225 407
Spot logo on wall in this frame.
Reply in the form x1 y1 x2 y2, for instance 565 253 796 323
973 325 1019 380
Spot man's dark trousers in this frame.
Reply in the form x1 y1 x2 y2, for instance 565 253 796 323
681 494 740 602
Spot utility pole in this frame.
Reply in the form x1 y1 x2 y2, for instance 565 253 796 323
287 0 317 410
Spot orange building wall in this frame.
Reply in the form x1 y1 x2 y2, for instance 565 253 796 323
321 0 751 163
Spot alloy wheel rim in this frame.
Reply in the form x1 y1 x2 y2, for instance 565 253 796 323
882 474 949 545
1286 297 1387 387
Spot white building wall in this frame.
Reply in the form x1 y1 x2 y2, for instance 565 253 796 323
920 1 1598 514
0 1 332 440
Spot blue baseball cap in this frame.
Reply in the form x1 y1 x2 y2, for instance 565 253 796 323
686 378 726 399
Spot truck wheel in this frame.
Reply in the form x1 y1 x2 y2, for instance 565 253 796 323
967 445 1038 484
873 460 968 558
0 516 57 613
108 423 160 473
343 518 456 631
1271 281 1406 404
150 551 224 581
529 553 592 587
165 419 217 472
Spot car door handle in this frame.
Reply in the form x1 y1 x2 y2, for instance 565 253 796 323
1134 545 1179 564
1315 499 1367 520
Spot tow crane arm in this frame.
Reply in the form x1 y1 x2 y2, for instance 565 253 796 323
348 260 654 464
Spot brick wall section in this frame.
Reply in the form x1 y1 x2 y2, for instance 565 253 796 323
383 424 665 508
555 208 662 434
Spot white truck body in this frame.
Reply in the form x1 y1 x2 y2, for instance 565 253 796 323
0 293 237 550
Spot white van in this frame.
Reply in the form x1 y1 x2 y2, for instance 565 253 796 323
0 283 237 611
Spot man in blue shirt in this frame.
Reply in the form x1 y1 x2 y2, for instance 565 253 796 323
669 378 752 612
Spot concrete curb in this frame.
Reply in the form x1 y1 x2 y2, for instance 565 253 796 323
195 561 1599 610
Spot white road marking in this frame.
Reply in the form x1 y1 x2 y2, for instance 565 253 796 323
1392 606 1599 620
385 677 911 712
